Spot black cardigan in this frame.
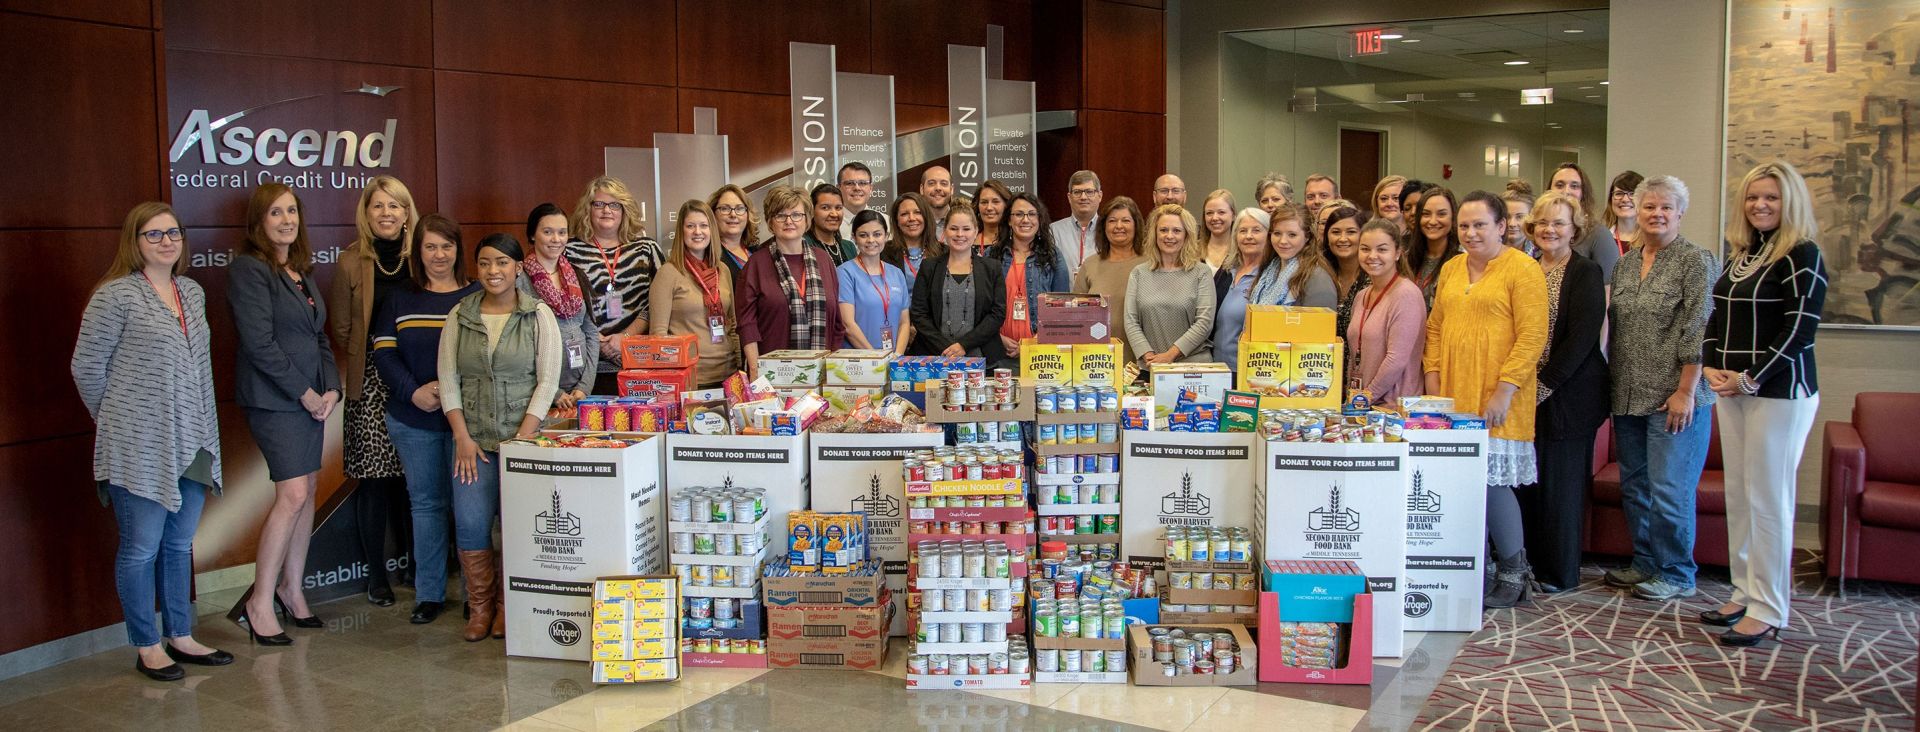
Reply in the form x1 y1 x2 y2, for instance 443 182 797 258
909 254 1008 366
1536 254 1611 440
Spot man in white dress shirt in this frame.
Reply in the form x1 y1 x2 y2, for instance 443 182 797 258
1049 170 1103 277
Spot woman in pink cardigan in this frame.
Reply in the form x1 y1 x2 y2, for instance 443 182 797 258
1345 218 1426 404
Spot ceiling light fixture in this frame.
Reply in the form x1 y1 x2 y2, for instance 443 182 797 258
1380 33 1404 40
1599 81 1610 85
1579 86 1594 90
1521 87 1555 105
1505 60 1531 66
1400 38 1421 43
1563 28 1585 34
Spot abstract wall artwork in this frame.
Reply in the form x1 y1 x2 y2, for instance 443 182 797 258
1726 1 1920 328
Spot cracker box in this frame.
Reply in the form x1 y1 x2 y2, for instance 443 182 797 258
1243 305 1336 344
1034 292 1111 344
758 350 829 388
620 334 699 369
617 367 694 401
1149 363 1233 419
824 349 891 387
1072 340 1123 389
1020 340 1075 387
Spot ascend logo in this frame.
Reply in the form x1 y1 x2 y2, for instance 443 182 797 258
1404 592 1433 618
548 619 582 646
168 84 403 191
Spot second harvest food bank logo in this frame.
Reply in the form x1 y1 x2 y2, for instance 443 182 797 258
531 491 585 565
1305 485 1363 555
1160 473 1212 526
849 476 901 518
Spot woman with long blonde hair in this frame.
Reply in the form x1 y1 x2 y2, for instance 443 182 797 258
650 200 742 387
564 176 665 394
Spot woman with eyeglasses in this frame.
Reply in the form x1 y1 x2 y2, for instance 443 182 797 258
563 176 664 395
992 194 1072 366
737 185 845 378
1548 162 1622 283
708 184 760 282
229 183 339 644
74 203 231 679
328 176 419 609
1605 170 1645 253
651 200 742 388
883 192 934 281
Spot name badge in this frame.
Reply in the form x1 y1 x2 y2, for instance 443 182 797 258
605 296 624 321
566 342 586 369
1010 297 1027 322
709 315 727 344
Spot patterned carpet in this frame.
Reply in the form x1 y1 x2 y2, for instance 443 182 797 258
1415 552 1920 730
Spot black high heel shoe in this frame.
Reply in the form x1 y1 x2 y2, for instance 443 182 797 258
134 656 184 682
1717 623 1780 648
239 610 293 646
274 595 323 628
367 583 396 607
1700 606 1747 627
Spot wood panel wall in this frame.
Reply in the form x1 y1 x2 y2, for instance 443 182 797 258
1 0 1164 656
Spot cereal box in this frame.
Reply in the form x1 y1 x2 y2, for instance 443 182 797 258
1243 305 1336 344
1020 340 1074 387
1072 339 1122 388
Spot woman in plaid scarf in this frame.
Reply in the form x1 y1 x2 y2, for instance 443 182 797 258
737 185 844 378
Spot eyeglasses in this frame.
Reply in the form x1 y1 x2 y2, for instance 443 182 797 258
1610 190 1633 199
589 201 625 212
1154 187 1186 196
840 178 872 188
140 228 186 244
714 205 749 215
771 212 808 222
1069 188 1101 198
1008 211 1039 220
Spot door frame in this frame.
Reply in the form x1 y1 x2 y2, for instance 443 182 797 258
1336 122 1392 187
1540 145 1582 183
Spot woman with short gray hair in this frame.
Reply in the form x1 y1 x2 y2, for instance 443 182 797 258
1604 175 1720 602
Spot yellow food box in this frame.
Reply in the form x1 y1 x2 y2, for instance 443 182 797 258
630 616 675 641
1244 305 1336 344
594 598 629 622
1237 341 1342 410
592 619 628 642
1020 340 1075 387
626 636 674 659
592 659 678 684
1072 340 1122 388
629 597 676 620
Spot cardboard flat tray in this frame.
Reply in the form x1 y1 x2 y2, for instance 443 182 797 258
1034 442 1121 456
906 672 1032 690
1032 671 1128 684
681 652 769 669
1035 503 1121 516
1034 410 1121 425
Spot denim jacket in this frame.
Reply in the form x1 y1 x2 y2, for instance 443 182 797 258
996 245 1073 320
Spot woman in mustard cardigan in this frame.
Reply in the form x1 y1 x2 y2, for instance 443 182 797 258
1422 190 1548 609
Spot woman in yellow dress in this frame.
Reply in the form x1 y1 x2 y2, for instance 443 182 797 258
1422 190 1549 610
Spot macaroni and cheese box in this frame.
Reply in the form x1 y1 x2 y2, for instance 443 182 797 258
591 658 679 683
1243 305 1336 344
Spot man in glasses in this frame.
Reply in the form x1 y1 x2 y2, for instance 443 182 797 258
1050 170 1104 276
837 162 887 239
1152 173 1188 209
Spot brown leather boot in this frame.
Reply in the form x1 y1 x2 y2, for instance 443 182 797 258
490 554 506 639
459 550 495 642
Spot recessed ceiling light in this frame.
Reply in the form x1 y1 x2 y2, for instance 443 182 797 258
1599 81 1610 85
1563 28 1585 34
1579 86 1594 90
1400 38 1421 43
1380 33 1404 40
1504 60 1531 66
1585 95 1600 98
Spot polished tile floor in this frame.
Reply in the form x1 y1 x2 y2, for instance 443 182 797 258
0 586 1461 731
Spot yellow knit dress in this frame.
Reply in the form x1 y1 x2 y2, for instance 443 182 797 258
1421 246 1549 450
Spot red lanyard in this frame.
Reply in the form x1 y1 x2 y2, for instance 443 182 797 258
142 272 188 338
592 239 621 289
1356 273 1399 330
863 261 893 328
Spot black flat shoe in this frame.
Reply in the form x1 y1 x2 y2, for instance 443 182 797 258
274 597 323 628
1717 624 1780 648
1535 581 1567 594
239 612 293 646
165 645 234 666
1700 606 1747 627
135 656 185 681
410 601 445 625
367 584 396 607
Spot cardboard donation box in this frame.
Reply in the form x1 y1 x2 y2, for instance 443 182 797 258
1400 428 1490 632
1258 440 1409 657
621 334 699 369
665 433 809 552
1034 292 1111 344
501 435 666 660
1242 305 1336 344
766 590 895 670
809 431 945 636
1120 431 1259 572
1127 623 1258 686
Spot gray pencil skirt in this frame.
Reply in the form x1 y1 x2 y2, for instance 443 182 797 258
244 407 325 482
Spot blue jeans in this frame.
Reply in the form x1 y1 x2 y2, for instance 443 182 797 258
1614 406 1712 587
109 480 206 647
452 448 501 551
386 415 453 602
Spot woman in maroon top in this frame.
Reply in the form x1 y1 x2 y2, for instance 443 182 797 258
737 185 844 378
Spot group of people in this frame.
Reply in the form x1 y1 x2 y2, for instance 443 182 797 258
73 157 1826 680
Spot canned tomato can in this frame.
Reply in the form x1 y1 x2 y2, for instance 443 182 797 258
908 655 929 675
928 653 950 675
967 654 989 675
1036 648 1060 672
1010 650 1031 675
990 652 1010 674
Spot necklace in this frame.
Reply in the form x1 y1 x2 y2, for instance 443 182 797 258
1728 232 1775 282
374 233 406 276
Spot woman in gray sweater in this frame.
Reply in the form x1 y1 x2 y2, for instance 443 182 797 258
1124 204 1217 366
72 202 231 680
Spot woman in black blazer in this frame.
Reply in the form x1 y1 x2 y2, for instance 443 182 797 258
227 183 340 644
909 203 1008 367
1518 192 1611 594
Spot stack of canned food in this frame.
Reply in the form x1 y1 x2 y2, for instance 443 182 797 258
1036 479 1119 505
951 419 1024 445
1034 421 1119 446
1261 409 1403 443
1038 515 1119 537
915 539 1018 581
906 637 1031 676
674 561 759 592
1034 385 1121 415
1034 557 1134 601
682 598 751 632
940 368 1019 412
1033 599 1127 639
1162 526 1255 563
679 637 765 655
669 487 768 525
1145 627 1245 676
1034 451 1119 475
902 446 1027 483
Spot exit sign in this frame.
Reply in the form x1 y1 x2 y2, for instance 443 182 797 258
1349 29 1387 57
